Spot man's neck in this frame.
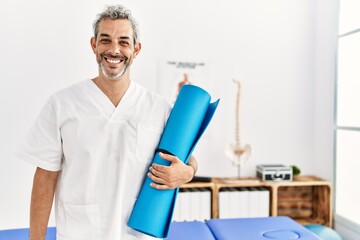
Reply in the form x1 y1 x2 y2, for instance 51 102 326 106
92 76 131 107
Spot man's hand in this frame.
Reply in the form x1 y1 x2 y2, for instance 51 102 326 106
148 152 197 190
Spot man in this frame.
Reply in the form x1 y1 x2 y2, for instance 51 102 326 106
17 5 197 240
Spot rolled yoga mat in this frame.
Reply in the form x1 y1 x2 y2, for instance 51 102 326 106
128 84 219 238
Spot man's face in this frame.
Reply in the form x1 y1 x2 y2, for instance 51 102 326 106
91 18 141 80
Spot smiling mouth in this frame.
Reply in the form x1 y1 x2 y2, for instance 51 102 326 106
101 53 127 65
104 57 125 64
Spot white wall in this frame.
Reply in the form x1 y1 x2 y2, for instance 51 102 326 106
0 0 338 229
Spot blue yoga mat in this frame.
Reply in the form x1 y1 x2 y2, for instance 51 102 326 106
128 85 219 238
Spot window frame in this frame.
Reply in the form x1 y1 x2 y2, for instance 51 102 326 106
334 1 360 235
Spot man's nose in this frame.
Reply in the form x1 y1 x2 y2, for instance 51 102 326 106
108 42 121 55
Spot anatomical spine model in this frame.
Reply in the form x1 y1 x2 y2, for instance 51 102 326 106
225 79 251 178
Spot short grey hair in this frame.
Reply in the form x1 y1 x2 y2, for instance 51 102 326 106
93 5 139 45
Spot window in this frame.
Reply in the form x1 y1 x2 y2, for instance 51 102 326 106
335 0 360 231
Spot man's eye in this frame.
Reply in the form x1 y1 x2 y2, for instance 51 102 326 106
120 41 129 45
100 39 110 43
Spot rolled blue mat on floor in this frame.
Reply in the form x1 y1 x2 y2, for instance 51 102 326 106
304 224 343 240
128 85 220 238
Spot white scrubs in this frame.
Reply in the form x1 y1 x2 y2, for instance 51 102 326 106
16 79 171 240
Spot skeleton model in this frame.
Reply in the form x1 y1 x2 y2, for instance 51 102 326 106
225 79 251 178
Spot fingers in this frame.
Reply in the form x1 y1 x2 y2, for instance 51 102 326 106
147 172 176 190
150 163 167 174
159 152 179 163
148 165 175 188
147 172 166 184
150 152 181 173
147 152 186 190
150 182 173 190
148 165 166 179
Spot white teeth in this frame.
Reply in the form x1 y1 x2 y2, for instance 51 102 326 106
107 59 121 64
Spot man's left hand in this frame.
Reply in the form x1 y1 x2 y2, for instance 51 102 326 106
147 152 196 190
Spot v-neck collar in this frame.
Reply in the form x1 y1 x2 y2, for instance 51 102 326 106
86 79 135 121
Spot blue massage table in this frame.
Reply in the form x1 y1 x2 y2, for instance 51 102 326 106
165 217 321 240
0 227 56 240
0 217 321 240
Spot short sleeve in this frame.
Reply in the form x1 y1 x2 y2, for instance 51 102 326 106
15 95 63 171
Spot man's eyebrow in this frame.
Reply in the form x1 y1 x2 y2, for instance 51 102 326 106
119 36 131 41
98 34 132 42
99 33 110 38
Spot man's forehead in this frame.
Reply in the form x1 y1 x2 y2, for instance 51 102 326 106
98 18 134 37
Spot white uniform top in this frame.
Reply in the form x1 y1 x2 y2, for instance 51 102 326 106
16 79 171 240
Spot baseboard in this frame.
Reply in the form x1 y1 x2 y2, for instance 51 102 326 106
334 213 360 240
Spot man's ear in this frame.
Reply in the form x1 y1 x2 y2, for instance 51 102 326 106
90 37 96 53
133 42 142 58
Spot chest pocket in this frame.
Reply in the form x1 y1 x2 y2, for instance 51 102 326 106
136 124 162 164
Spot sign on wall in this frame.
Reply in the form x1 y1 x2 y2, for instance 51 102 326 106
157 59 210 104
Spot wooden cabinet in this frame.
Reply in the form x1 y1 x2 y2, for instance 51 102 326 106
180 175 332 227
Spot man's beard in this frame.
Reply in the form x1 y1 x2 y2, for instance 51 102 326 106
99 62 128 80
97 53 129 80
